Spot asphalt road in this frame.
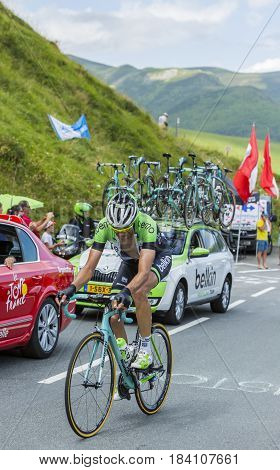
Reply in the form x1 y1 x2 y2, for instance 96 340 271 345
1 252 280 450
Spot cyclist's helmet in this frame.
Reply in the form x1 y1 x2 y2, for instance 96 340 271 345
74 202 92 217
106 193 138 230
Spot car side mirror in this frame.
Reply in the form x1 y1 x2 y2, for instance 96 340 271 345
190 247 210 258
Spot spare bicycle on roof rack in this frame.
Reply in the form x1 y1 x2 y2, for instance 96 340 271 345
96 152 236 230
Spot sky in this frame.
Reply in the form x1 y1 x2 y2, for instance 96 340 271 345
2 0 280 72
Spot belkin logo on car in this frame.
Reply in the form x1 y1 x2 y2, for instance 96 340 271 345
195 267 216 289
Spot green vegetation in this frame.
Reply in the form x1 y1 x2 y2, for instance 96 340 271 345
71 56 280 142
176 128 280 175
0 3 200 222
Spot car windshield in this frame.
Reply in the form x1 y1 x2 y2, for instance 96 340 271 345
162 229 186 255
57 224 80 241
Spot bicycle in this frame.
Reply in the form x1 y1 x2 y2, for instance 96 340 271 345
63 294 172 438
97 162 128 215
199 162 236 228
156 154 191 223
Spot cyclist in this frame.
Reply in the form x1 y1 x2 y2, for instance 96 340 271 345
57 192 172 369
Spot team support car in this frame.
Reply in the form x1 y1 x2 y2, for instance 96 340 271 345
70 222 234 325
0 215 75 358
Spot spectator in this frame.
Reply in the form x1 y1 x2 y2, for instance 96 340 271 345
158 112 168 130
7 205 21 216
0 202 3 214
19 200 54 238
41 221 64 251
256 212 269 269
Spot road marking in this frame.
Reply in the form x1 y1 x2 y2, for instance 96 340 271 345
38 358 104 385
237 262 258 267
172 373 276 396
169 317 209 336
228 299 246 310
238 269 280 274
39 317 210 385
251 287 276 298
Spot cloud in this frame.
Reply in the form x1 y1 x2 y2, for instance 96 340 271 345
247 0 275 7
244 58 280 73
2 0 237 61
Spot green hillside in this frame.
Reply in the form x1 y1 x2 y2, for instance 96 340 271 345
0 2 206 222
70 55 280 142
177 129 280 175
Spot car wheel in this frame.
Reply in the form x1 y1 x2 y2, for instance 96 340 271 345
23 298 60 358
210 277 231 313
164 282 186 325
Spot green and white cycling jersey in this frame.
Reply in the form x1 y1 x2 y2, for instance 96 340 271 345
92 212 169 261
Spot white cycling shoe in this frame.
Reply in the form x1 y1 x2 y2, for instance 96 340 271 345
130 350 153 370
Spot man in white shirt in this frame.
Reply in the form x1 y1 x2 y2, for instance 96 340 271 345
158 112 168 129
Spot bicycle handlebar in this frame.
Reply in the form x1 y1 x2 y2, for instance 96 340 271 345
61 294 134 323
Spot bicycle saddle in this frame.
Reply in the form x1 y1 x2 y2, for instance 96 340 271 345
162 153 172 159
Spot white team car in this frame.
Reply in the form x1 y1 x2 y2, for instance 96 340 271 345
70 223 234 325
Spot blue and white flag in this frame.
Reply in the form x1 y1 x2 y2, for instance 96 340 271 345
48 114 91 141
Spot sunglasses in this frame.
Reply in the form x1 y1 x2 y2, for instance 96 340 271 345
111 225 133 233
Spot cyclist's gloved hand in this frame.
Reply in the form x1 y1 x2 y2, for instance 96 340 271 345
112 287 132 309
56 284 77 305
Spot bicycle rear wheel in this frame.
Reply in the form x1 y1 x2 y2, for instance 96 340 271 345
65 332 116 438
135 324 172 415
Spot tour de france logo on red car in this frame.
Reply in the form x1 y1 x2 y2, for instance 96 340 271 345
6 277 28 312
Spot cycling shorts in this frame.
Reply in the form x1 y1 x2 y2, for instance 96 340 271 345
111 251 172 292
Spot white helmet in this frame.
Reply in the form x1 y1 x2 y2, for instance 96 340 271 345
106 192 138 230
163 112 168 117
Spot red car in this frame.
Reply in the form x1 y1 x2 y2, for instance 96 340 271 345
0 215 74 358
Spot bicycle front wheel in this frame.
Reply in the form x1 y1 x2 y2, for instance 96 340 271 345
65 332 116 438
135 324 172 415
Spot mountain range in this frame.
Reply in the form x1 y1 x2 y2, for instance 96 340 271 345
69 55 280 142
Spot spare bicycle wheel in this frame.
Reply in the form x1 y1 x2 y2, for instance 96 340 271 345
135 324 172 415
219 188 236 228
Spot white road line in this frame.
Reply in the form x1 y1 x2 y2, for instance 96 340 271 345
251 287 276 298
39 357 104 385
169 317 209 336
238 269 280 274
39 317 210 385
228 300 246 310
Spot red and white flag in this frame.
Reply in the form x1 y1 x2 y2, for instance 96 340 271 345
233 124 259 202
260 133 279 199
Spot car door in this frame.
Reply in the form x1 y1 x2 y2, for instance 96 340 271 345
0 223 39 343
187 229 212 303
199 228 223 297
